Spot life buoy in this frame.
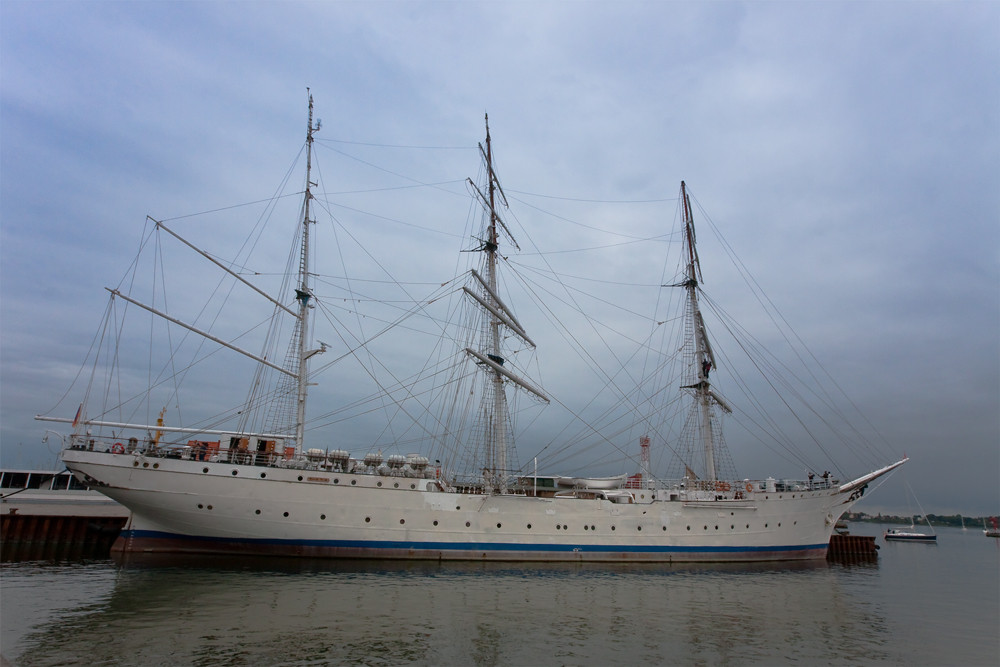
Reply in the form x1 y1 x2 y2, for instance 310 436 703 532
715 480 731 492
111 443 125 454
745 482 754 493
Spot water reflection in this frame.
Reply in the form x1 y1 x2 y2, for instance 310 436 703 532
5 555 898 667
111 550 840 575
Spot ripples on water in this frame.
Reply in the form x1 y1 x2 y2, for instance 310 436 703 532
2 526 997 666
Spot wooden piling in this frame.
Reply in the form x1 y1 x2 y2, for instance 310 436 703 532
827 533 878 560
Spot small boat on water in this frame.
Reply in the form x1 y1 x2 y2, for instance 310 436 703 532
38 98 907 563
883 482 936 543
883 528 936 543
984 517 1000 538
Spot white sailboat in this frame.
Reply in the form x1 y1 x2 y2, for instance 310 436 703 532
40 99 907 562
883 482 936 543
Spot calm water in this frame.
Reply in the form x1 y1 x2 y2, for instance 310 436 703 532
2 524 997 666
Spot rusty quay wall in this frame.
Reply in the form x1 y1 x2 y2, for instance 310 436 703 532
1 514 126 561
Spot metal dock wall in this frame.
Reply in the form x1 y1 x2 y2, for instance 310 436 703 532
1 514 127 561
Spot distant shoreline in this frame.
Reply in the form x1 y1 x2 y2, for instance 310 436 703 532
846 512 995 528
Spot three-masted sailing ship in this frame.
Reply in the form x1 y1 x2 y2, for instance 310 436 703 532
41 99 906 561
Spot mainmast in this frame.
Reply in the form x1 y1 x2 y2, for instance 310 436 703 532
293 93 322 454
483 116 507 486
464 114 548 493
680 181 727 481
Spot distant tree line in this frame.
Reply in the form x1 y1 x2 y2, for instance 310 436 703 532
845 512 996 527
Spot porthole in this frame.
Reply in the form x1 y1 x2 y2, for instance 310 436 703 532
563 525 568 530
351 480 357 485
496 523 502 528
400 519 405 524
143 462 149 468
365 517 371 523
255 509 261 515
433 520 439 526
202 467 209 474
584 525 589 531
704 525 708 530
231 470 238 476
527 524 532 529
260 472 266 479
197 504 204 509
297 476 303 481
714 525 718 530
466 521 471 527
207 505 213 510
334 478 339 484
591 525 596 531
731 525 735 529
556 524 561 530
637 526 642 531
321 514 326 520
662 526 667 531
133 461 139 467
746 524 750 529
393 482 399 488
456 506 461 510
410 484 416 489
778 523 782 527
611 526 616 531
765 523 769 528
153 463 159 469
377 482 383 487
283 512 289 517
687 526 691 531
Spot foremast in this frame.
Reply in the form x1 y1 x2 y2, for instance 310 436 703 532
465 114 548 493
679 181 730 482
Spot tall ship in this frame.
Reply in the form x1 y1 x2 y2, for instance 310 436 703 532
41 98 905 562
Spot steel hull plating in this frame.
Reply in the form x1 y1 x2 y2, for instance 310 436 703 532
64 449 857 563
111 532 830 562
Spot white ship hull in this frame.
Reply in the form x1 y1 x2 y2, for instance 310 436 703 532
62 448 890 562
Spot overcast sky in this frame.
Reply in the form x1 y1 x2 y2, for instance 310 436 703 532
2 1 997 516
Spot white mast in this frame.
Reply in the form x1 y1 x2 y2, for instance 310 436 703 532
484 115 506 489
681 181 719 481
464 114 548 492
294 93 321 454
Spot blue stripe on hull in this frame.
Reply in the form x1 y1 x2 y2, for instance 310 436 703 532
113 530 828 562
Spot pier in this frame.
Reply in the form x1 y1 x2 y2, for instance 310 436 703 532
1 513 127 561
1 469 129 561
